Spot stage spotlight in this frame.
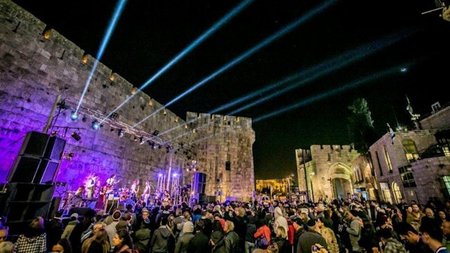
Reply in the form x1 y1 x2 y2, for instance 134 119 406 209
92 120 101 130
70 111 79 121
71 131 81 141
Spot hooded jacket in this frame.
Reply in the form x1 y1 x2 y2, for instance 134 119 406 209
151 225 174 253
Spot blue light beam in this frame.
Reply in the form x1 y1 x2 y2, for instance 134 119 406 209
100 0 254 124
228 28 416 115
75 0 128 114
253 63 414 123
133 0 337 127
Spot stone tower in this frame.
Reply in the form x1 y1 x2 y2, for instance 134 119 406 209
186 112 255 202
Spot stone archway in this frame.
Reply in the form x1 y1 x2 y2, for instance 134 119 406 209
329 163 353 200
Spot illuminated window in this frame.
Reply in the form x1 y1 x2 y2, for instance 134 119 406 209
383 146 393 172
442 176 450 196
399 165 416 187
443 146 450 157
402 139 419 162
392 182 402 203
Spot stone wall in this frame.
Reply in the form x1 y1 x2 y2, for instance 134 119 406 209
420 104 450 130
186 112 255 201
310 145 360 200
0 0 256 202
0 0 190 190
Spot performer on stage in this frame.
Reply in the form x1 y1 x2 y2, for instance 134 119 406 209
142 181 152 205
84 174 98 200
106 174 117 187
130 179 140 201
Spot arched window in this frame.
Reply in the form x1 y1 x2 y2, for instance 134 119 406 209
391 182 402 204
402 139 419 162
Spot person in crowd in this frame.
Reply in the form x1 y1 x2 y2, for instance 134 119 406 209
231 207 248 253
111 229 134 253
421 207 440 231
439 211 447 225
296 218 328 253
406 204 424 232
377 227 407 253
273 206 288 238
186 219 210 253
106 210 123 251
51 238 72 253
133 207 152 253
270 226 289 253
0 226 8 244
61 213 79 239
174 221 195 253
47 217 64 250
420 223 448 253
442 219 450 251
213 220 239 253
244 212 257 253
0 223 12 253
0 241 14 253
70 208 96 253
316 218 338 253
344 210 363 253
14 216 47 253
210 219 225 252
397 222 432 253
81 222 110 253
150 216 174 253
254 217 271 250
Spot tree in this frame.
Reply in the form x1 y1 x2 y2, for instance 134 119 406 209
347 98 378 153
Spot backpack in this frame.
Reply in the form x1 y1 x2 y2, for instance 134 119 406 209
255 235 270 249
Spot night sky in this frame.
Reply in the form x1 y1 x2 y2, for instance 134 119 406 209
11 0 450 179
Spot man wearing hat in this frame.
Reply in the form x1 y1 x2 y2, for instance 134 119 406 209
134 207 152 253
105 209 122 251
297 218 328 253
61 213 79 239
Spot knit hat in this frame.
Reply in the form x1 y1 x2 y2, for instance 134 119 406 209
306 218 317 227
112 210 122 221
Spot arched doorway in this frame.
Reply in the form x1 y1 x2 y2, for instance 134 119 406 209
330 163 353 200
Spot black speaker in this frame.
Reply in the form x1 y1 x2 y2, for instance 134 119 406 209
225 161 231 171
48 197 62 218
33 159 60 184
19 131 50 157
43 136 66 161
193 172 206 195
9 156 42 182
69 207 96 217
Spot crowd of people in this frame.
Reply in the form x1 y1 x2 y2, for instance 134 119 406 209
0 196 450 253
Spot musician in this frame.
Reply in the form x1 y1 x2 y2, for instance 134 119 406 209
74 186 85 198
130 179 140 200
85 174 98 200
142 181 152 205
106 174 117 187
